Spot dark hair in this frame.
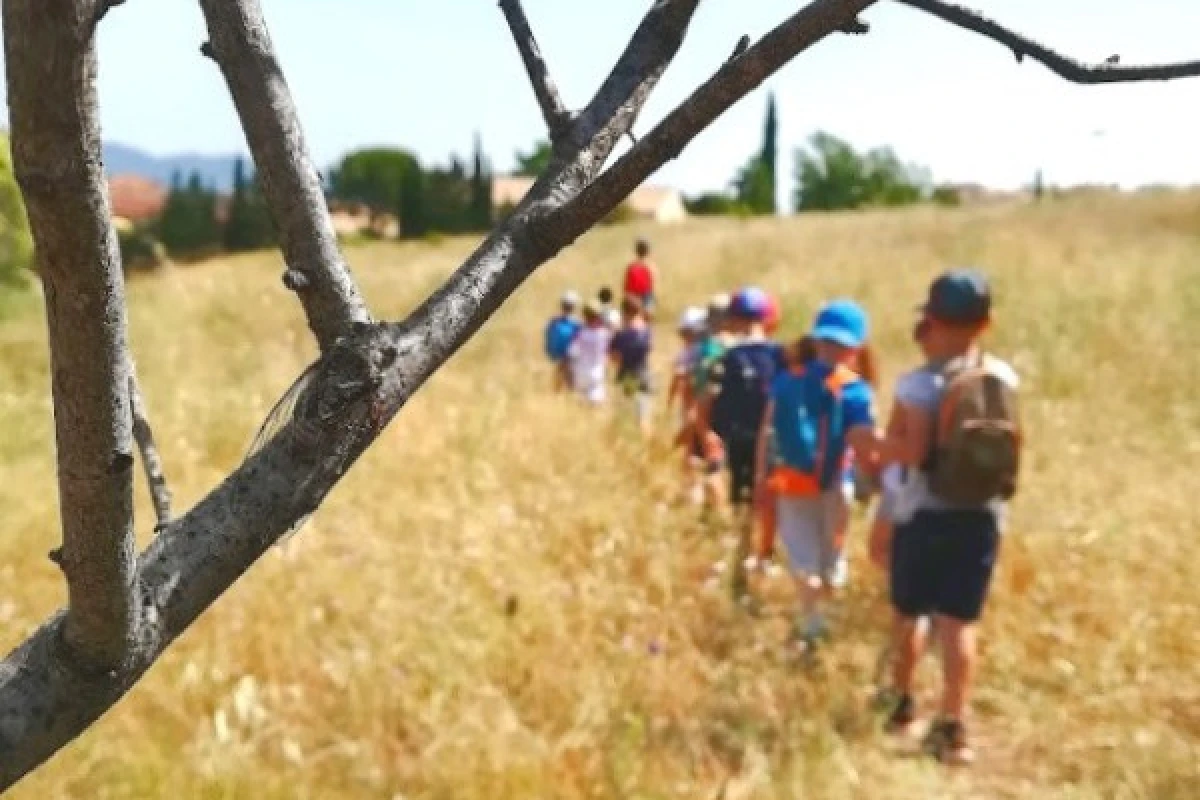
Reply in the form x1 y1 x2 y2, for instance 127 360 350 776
793 335 817 366
597 286 614 305
621 294 643 317
635 238 650 257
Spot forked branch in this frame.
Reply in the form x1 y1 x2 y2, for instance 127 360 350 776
196 0 371 349
895 0 1200 83
498 0 575 143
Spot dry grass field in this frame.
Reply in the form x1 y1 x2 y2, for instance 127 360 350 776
2 191 1199 798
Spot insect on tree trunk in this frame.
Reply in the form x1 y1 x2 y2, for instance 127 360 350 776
1 0 1198 790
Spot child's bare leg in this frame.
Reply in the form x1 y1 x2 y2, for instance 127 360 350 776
892 613 927 696
936 616 976 721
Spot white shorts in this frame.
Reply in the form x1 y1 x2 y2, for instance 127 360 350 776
776 491 846 581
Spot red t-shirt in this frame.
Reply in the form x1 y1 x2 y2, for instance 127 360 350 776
624 260 654 296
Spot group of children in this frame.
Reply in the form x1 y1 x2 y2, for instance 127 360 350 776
544 251 1023 768
542 239 661 429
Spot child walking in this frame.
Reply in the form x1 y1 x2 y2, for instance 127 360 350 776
543 290 582 392
568 300 615 406
756 300 877 647
878 269 1022 766
610 295 654 434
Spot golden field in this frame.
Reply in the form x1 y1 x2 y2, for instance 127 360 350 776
2 191 1199 798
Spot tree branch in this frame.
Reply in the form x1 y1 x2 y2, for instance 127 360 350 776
196 0 372 349
4 0 138 672
129 370 172 530
558 0 879 233
895 0 1200 83
497 0 574 143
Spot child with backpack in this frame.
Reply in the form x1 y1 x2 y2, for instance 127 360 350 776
568 300 615 406
755 300 878 646
878 269 1021 767
702 287 788 600
544 290 582 391
669 307 725 506
609 295 654 434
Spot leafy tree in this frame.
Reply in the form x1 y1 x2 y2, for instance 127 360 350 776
223 157 276 252
328 147 420 229
735 156 774 214
0 133 33 287
684 192 748 216
514 140 552 177
157 170 221 257
793 132 928 212
422 165 474 234
398 166 427 238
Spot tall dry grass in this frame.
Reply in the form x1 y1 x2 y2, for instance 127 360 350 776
2 191 1199 798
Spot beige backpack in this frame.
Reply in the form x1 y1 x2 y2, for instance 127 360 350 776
926 353 1022 506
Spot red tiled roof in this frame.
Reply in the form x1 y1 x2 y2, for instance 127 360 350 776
108 174 167 223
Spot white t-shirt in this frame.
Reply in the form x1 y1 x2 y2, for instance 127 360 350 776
891 354 1020 528
569 326 613 404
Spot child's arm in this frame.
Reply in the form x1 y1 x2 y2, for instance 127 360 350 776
876 402 932 467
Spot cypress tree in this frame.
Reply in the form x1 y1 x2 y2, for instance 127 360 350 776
469 134 493 231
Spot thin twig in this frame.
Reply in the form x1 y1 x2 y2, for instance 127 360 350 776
129 371 172 529
497 0 574 142
895 0 1200 83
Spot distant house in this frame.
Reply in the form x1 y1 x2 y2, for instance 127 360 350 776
491 175 688 224
327 200 399 239
107 174 167 225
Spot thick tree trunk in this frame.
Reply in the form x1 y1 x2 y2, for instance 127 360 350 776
4 0 138 671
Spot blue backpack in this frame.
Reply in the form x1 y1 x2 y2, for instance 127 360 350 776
544 316 581 361
710 341 785 442
770 364 858 493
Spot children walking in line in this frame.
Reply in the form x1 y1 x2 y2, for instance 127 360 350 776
878 269 1022 767
669 307 724 506
756 300 878 647
568 300 615 406
544 290 583 392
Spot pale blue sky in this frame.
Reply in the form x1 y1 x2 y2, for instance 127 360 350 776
5 0 1200 197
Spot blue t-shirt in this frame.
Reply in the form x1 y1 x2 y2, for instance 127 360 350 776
544 315 582 361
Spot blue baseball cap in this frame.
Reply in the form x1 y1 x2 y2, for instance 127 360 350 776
728 286 768 321
810 299 869 348
920 268 992 325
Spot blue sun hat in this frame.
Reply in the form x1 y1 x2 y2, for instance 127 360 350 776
810 299 869 348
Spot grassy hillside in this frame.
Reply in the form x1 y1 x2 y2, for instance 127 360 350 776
2 192 1199 798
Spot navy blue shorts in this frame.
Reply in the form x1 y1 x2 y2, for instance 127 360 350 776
725 436 757 506
890 510 1000 623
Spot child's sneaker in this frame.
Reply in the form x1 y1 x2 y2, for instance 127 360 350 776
922 717 975 766
883 692 917 736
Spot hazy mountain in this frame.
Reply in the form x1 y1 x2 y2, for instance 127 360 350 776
102 142 246 192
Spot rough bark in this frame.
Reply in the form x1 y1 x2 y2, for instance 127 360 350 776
196 0 371 349
3 0 138 672
896 0 1200 83
498 0 574 142
129 372 172 529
